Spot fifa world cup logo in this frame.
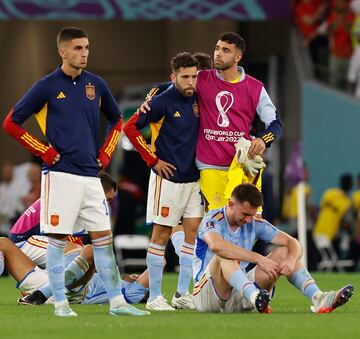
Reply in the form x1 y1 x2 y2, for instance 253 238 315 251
215 91 234 128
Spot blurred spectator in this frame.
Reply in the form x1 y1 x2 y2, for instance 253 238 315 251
261 162 279 225
21 163 41 208
293 0 329 80
287 165 316 235
350 0 360 46
327 0 355 89
0 162 15 235
350 173 360 270
114 148 150 235
347 28 360 97
313 173 353 258
0 161 33 235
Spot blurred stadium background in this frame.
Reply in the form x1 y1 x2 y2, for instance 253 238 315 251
1 0 360 281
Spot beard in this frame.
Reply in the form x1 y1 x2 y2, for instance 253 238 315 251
214 58 236 71
182 88 194 97
176 85 194 97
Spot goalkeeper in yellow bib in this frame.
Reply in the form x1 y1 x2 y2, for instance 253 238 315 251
195 32 282 211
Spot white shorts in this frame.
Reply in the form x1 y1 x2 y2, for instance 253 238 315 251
146 170 204 227
192 265 256 313
17 266 48 293
41 171 111 235
16 236 48 269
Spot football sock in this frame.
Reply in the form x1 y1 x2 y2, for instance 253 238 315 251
47 238 67 303
288 268 321 301
0 251 4 275
64 254 90 286
176 242 194 295
39 254 90 299
230 269 258 303
170 231 185 257
146 243 165 301
92 234 125 308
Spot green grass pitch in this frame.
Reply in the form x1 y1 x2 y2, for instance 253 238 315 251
0 273 359 339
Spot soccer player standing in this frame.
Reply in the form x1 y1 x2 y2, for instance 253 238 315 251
3 27 149 317
196 32 282 210
123 52 203 310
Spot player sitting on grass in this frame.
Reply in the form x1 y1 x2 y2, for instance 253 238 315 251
192 183 354 314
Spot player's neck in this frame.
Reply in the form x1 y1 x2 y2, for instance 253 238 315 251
225 207 238 230
61 64 83 79
219 66 240 83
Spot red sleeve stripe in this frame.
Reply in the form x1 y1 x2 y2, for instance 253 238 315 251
21 133 49 154
104 130 120 157
136 135 157 158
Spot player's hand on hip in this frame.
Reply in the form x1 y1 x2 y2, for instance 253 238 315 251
153 159 176 180
41 147 60 166
96 158 103 168
138 97 152 113
52 154 60 165
248 138 266 159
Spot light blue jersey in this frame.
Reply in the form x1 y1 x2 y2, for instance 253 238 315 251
82 273 148 304
193 207 279 283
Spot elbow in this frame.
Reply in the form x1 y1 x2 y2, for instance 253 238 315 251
3 109 14 133
208 242 220 254
292 237 303 257
122 122 129 136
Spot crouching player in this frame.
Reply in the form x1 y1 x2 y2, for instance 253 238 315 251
192 183 354 314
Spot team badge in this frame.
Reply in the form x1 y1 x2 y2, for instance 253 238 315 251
193 102 199 117
161 206 170 217
50 214 59 226
86 83 95 100
206 221 215 230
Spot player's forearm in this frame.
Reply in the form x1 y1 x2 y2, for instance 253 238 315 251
212 239 261 264
98 119 122 170
3 109 57 165
258 114 282 147
286 237 302 261
123 113 158 167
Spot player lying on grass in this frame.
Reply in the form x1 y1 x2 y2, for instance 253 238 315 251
192 183 354 314
9 171 116 269
16 229 189 307
0 236 95 303
0 235 150 305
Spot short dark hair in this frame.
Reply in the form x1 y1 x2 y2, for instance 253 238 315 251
192 52 213 70
100 171 117 193
231 184 263 208
57 27 88 47
340 173 353 192
170 52 198 73
219 32 246 54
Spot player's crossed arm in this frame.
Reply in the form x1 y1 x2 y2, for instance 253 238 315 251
270 231 302 276
204 232 279 280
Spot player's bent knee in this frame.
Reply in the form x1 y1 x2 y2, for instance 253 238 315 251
0 236 12 248
269 246 289 261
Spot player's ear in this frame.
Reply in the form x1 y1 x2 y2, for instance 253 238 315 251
228 199 235 208
236 52 242 63
58 47 65 59
170 73 176 84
